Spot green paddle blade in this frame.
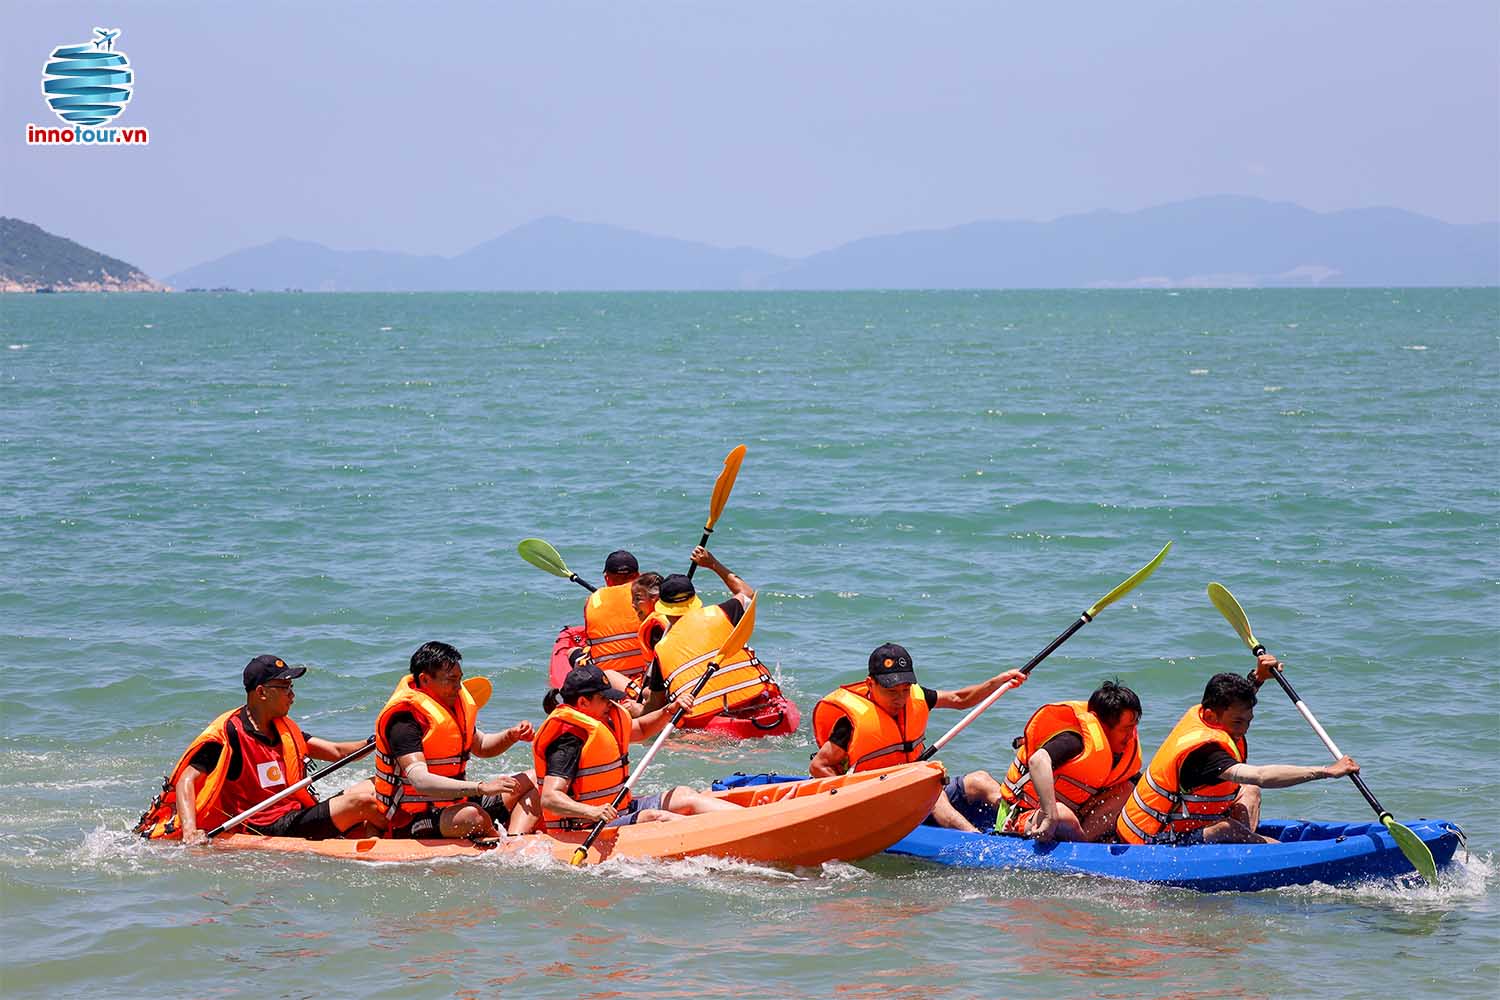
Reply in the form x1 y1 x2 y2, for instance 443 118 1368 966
1384 816 1439 885
1085 541 1172 618
1207 582 1261 652
518 538 574 580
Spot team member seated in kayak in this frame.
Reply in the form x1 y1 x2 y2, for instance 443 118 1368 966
582 550 651 694
1117 659 1360 845
543 647 647 717
810 644 1027 833
629 548 778 717
135 655 386 844
998 680 1143 842
375 641 541 839
534 662 743 828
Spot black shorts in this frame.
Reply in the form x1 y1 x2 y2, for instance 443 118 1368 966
396 795 511 839
246 797 341 840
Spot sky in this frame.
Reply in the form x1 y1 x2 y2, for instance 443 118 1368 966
2 1 1497 278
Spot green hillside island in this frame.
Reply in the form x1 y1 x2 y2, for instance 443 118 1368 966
0 218 168 292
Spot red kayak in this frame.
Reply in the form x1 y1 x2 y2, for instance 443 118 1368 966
547 625 800 738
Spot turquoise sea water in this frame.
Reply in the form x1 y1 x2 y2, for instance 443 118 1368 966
1 290 1496 998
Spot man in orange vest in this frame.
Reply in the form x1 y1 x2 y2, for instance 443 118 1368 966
374 641 541 839
534 663 742 828
1117 657 1360 845
582 551 651 691
810 644 1027 832
632 547 759 713
997 680 1143 842
137 655 386 843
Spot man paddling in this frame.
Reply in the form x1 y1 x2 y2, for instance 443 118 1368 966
632 548 780 717
1117 658 1359 845
810 644 1027 833
582 550 651 693
135 655 385 844
373 642 540 838
997 680 1143 841
533 662 741 828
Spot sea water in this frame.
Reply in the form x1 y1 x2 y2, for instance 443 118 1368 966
1 290 1496 998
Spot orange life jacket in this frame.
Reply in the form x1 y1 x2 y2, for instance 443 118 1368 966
134 708 313 839
652 603 776 719
1117 704 1246 844
1000 700 1141 813
373 676 478 821
533 702 633 830
811 681 930 773
584 583 649 680
625 612 672 700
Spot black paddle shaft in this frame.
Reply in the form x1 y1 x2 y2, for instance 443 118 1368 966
574 660 724 857
570 573 598 593
686 528 712 578
1259 650 1389 820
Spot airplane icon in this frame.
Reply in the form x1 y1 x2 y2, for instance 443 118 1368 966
93 27 121 51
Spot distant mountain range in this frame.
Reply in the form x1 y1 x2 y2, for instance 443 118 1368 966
4 198 1496 293
0 217 167 292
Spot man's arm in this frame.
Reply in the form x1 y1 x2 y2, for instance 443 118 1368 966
306 736 373 760
1024 748 1061 839
933 669 1026 710
395 751 516 798
539 774 618 825
174 764 210 844
472 721 535 758
1221 756 1358 789
629 692 695 742
809 740 850 778
690 546 754 603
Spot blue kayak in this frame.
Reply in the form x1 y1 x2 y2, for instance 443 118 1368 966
713 773 1465 892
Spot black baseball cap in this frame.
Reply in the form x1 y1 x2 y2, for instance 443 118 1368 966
604 550 639 575
243 654 306 692
868 643 918 687
656 573 702 617
560 663 625 703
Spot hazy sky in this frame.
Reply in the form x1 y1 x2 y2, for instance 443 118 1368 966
3 1 1496 276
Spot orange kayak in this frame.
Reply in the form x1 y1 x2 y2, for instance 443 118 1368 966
213 762 944 867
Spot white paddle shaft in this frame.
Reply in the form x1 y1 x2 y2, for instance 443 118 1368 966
1289 697 1345 759
930 678 1018 755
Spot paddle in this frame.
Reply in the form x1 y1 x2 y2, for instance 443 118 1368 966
205 676 493 840
686 444 747 578
1206 582 1437 884
921 542 1172 760
569 596 757 866
518 538 597 592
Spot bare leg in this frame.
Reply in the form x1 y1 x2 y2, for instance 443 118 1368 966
505 772 542 835
328 779 387 836
438 803 497 839
929 790 978 833
657 785 742 816
961 771 1004 810
1077 782 1134 843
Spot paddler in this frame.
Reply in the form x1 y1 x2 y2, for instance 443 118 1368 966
581 550 652 694
810 644 1027 832
634 549 780 718
374 641 541 838
533 662 742 828
1117 658 1360 845
997 680 1143 841
135 655 386 844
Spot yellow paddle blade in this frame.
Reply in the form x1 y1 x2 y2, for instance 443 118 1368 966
463 676 493 710
1207 582 1261 652
716 595 757 664
517 538 574 580
569 846 588 867
1085 541 1172 618
705 444 747 530
1385 816 1440 885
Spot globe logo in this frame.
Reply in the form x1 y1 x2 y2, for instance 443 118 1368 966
42 28 133 127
